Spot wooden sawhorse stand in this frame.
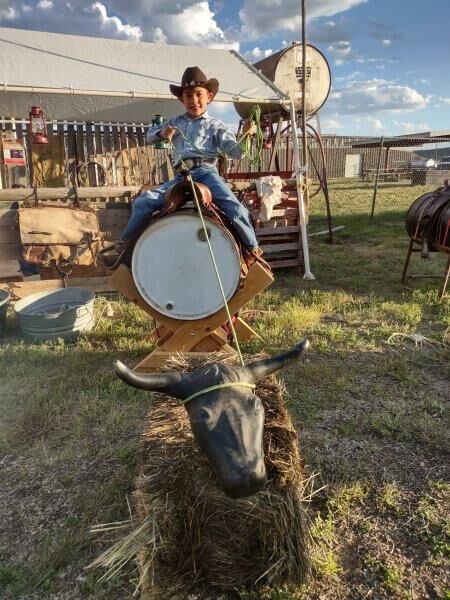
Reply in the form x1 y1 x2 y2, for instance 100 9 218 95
109 262 274 371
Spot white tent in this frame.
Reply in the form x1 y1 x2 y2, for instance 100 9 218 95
0 27 287 122
0 27 313 277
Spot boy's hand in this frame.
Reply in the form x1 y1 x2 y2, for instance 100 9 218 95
159 126 177 140
242 120 257 136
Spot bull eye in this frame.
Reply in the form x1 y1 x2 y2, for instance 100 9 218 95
191 408 212 423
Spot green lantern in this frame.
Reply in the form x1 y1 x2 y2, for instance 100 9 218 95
152 114 170 149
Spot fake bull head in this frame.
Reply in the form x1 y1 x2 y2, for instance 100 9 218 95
114 340 309 499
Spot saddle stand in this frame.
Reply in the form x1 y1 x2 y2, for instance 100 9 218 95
109 261 273 371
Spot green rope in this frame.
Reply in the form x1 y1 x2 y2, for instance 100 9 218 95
168 139 247 367
170 108 264 165
182 382 256 404
239 105 264 167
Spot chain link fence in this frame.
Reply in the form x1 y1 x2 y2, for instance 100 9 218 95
231 133 450 231
2 118 449 234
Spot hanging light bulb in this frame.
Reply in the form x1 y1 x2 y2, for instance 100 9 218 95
260 117 272 149
152 114 170 150
29 106 49 144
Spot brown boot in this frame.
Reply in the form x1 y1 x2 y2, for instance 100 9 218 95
98 241 130 270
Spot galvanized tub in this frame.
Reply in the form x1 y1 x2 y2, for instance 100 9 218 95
0 289 10 333
14 287 95 342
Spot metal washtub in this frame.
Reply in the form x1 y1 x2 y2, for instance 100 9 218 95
0 289 10 333
14 288 95 342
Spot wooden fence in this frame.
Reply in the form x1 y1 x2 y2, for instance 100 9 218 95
0 119 174 190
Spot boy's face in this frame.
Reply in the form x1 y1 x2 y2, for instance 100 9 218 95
181 86 213 118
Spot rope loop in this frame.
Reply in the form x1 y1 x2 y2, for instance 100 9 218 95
182 382 255 405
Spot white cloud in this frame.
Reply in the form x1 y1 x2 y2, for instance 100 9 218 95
321 118 344 132
367 116 386 131
244 46 273 62
352 115 386 132
92 3 142 41
240 0 366 37
0 0 238 49
327 79 430 115
375 65 385 70
328 41 352 57
327 40 357 65
392 120 430 133
152 1 238 48
147 27 167 44
381 39 391 46
0 6 18 19
335 71 362 81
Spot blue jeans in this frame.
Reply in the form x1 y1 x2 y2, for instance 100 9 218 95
121 166 258 250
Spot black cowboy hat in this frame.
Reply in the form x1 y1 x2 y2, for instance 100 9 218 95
170 66 219 100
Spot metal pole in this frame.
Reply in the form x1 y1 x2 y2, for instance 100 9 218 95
314 113 333 243
301 0 310 217
290 99 314 279
370 136 384 219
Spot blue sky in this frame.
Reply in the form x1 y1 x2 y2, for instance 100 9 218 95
0 0 449 135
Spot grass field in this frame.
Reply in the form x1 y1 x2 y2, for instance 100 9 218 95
1 182 449 599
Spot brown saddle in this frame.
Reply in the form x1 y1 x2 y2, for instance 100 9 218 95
160 178 213 216
99 176 268 272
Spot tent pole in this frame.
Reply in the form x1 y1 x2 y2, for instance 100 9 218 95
0 85 281 105
289 99 314 280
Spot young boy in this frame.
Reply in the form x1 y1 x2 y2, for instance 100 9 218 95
119 66 259 251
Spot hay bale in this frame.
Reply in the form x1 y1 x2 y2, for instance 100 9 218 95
91 358 310 599
134 371 310 599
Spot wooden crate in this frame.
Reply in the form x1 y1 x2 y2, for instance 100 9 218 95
229 172 304 271
0 186 136 299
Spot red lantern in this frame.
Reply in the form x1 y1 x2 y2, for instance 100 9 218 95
29 106 49 144
260 117 272 149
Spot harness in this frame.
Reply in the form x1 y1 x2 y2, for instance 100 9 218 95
182 382 256 405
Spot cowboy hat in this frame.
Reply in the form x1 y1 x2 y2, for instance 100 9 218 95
170 66 219 99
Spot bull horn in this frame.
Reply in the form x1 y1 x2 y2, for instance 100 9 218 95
114 360 183 391
245 339 310 382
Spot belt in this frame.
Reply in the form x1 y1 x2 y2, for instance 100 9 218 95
174 157 217 172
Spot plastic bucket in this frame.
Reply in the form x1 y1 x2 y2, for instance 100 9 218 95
14 287 95 342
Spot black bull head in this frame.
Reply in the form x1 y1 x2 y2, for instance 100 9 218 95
114 340 309 499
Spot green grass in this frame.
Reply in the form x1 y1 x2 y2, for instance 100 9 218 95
1 181 449 599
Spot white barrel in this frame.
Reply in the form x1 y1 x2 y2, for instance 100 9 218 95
235 43 331 119
132 212 241 320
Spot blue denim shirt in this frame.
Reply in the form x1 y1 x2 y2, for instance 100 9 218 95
146 111 243 165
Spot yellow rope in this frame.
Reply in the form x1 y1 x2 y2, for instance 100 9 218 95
168 139 246 366
182 382 256 405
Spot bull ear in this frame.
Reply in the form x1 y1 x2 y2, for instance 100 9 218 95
244 339 309 382
114 360 184 391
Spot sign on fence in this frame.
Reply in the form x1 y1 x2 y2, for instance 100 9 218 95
2 138 26 166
